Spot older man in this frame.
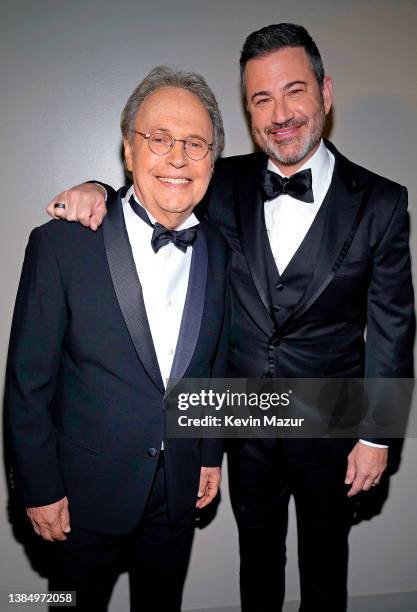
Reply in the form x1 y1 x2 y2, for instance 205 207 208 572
46 23 414 612
6 66 229 611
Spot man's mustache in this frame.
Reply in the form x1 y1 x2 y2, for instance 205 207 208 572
265 120 307 134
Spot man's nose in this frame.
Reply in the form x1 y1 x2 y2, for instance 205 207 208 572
166 140 189 167
271 97 294 125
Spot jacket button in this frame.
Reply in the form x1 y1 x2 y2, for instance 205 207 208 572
272 305 281 312
276 283 285 291
270 335 281 347
147 448 158 457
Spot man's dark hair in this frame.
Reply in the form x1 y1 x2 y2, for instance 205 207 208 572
240 23 325 91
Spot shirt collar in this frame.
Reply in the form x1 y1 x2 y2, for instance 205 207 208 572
266 139 332 204
124 185 199 230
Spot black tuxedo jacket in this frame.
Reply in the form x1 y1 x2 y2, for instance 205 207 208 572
6 187 229 534
199 140 414 462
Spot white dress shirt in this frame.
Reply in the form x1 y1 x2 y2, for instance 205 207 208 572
264 139 334 275
122 185 198 388
263 141 386 449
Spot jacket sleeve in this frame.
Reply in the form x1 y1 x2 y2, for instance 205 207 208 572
87 180 117 200
5 227 67 507
362 186 415 443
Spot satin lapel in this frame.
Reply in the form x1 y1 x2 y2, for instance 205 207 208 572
102 187 164 393
166 228 208 393
286 150 371 327
236 156 272 325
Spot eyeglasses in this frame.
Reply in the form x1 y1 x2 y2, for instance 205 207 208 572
134 130 213 161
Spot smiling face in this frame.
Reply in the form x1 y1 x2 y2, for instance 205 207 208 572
244 47 332 175
124 87 214 228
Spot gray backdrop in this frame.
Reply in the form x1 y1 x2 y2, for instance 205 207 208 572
1 1 416 610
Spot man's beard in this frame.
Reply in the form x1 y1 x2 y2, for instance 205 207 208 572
254 105 326 167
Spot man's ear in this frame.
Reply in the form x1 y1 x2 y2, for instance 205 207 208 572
123 137 133 173
322 76 333 115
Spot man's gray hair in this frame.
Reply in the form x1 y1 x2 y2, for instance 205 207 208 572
120 65 225 160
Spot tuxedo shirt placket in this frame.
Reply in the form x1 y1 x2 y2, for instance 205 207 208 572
264 139 334 275
122 186 198 387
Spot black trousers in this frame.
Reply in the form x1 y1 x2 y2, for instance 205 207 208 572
228 439 353 612
50 455 195 612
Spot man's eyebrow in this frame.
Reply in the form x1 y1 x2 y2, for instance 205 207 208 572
187 133 211 141
250 90 272 103
149 127 211 142
283 80 308 91
147 126 171 133
250 80 308 102
147 127 208 140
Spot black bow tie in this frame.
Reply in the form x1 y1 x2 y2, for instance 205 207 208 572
129 195 198 253
261 168 314 203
